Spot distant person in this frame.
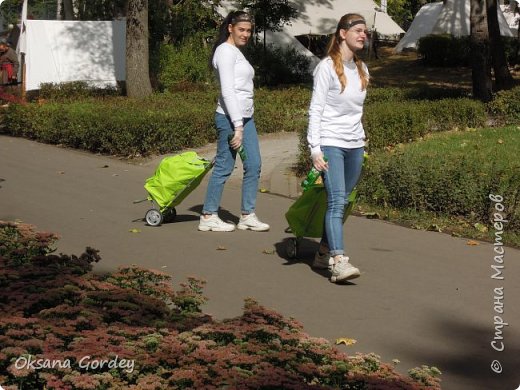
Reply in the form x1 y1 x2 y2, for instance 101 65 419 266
372 30 380 60
198 11 270 232
307 13 370 283
6 24 20 49
0 40 19 85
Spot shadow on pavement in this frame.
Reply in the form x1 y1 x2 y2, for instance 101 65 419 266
383 307 520 389
274 237 360 285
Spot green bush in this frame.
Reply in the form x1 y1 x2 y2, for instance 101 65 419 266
487 85 520 125
417 34 471 67
366 86 469 104
244 42 312 87
156 35 214 91
417 35 519 67
37 81 121 101
502 36 520 65
254 86 310 134
155 38 312 91
358 127 520 235
2 94 218 156
296 96 487 174
1 87 314 157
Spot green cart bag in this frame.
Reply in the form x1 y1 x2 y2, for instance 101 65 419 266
142 151 213 226
284 153 366 258
285 185 357 239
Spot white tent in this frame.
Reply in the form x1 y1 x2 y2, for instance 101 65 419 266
500 3 519 35
286 0 405 37
21 20 125 91
394 2 443 52
432 0 513 36
395 0 514 52
264 29 320 69
219 0 404 69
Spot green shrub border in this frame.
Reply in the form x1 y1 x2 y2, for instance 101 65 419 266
357 127 520 241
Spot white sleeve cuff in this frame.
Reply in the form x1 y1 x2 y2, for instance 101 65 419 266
310 146 322 156
233 120 244 128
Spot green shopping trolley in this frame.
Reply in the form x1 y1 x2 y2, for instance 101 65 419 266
137 151 214 226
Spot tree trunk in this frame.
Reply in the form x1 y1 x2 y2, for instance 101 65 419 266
125 0 153 98
486 0 514 90
63 0 74 20
470 0 493 102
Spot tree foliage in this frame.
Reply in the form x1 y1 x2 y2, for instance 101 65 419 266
234 0 297 34
374 0 438 29
0 0 57 24
169 0 222 45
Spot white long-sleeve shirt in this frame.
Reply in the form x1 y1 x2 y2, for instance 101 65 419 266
213 42 254 128
307 57 368 156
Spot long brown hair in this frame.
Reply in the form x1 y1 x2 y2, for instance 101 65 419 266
326 13 369 92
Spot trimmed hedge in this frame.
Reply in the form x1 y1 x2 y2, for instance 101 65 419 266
2 85 519 162
358 127 520 235
364 98 487 149
1 87 312 157
2 94 217 156
488 86 520 125
296 95 488 174
255 87 310 134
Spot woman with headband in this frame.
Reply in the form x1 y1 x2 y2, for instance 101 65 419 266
199 11 270 232
307 14 369 283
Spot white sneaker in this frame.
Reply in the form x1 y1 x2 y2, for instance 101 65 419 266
237 213 270 231
312 251 332 269
198 214 235 232
329 256 360 283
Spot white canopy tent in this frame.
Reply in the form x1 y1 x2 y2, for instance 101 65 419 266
20 20 126 91
432 0 513 36
394 2 443 52
500 3 519 35
286 0 404 37
219 0 404 68
395 0 515 53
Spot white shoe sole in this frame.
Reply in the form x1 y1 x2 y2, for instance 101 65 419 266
198 225 235 232
330 270 361 283
237 224 269 232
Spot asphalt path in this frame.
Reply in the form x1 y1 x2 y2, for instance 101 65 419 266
1 134 519 389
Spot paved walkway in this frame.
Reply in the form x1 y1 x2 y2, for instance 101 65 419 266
1 133 519 389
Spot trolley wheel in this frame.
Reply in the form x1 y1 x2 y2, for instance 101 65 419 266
145 209 163 226
286 238 298 259
163 207 177 223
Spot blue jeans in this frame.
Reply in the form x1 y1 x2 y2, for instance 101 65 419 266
202 113 261 215
320 146 364 256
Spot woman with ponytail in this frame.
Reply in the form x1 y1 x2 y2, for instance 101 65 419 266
307 14 369 283
199 11 270 232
